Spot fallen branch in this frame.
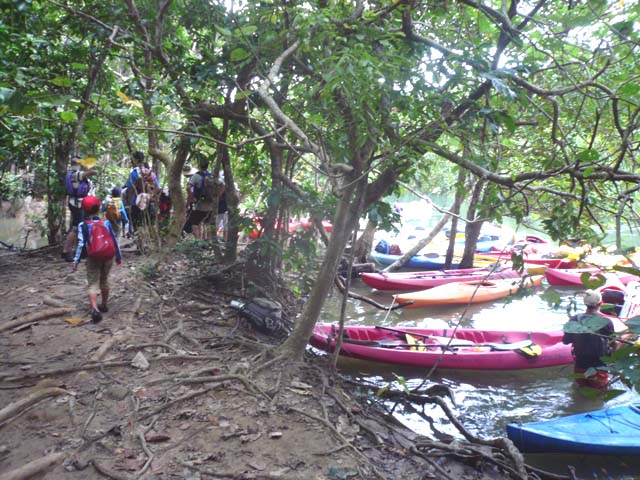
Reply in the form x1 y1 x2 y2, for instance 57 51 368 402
288 406 385 480
0 355 222 382
0 451 66 480
0 307 73 333
91 460 133 480
0 387 68 424
426 396 527 478
43 296 70 308
334 275 410 310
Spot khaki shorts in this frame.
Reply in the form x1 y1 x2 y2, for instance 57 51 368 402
86 257 113 294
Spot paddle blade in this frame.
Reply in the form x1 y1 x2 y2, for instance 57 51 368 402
516 343 542 358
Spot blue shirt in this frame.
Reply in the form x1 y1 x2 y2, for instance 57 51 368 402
125 167 160 207
74 217 122 264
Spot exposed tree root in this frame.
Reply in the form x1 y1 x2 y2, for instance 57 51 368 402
0 355 222 382
0 307 74 333
0 387 68 424
288 406 386 480
92 459 133 480
0 451 66 480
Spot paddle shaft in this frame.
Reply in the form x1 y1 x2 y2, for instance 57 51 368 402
340 337 529 351
373 325 533 350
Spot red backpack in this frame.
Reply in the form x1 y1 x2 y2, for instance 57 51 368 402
82 220 116 261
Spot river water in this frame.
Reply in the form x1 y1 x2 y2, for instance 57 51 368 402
321 280 640 479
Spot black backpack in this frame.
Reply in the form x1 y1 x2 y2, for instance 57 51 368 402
193 171 215 202
230 298 289 336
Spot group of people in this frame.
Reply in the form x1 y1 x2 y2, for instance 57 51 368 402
64 150 229 323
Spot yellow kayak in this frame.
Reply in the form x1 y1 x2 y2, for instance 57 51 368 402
395 275 544 308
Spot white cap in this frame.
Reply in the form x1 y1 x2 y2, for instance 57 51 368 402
583 289 602 306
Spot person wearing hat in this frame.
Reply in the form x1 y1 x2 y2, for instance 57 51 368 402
72 195 122 323
562 289 615 390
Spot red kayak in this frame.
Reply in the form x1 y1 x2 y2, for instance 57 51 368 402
479 251 576 269
545 268 639 287
310 324 573 370
360 267 521 291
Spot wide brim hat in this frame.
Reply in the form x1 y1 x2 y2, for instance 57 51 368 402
182 164 197 176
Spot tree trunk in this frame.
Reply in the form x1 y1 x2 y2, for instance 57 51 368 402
276 177 365 360
352 218 376 263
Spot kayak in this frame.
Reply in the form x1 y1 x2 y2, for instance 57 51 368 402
507 404 640 454
477 252 576 269
309 324 573 370
369 251 462 270
360 267 521 291
395 275 544 308
545 267 639 287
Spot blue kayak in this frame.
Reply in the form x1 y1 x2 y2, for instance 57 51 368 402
507 404 640 455
369 251 461 270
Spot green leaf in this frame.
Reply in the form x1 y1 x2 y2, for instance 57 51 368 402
59 111 78 123
51 76 73 88
580 272 606 289
625 316 640 334
576 149 599 162
618 83 640 97
563 314 609 334
70 63 88 71
214 25 232 37
230 48 251 62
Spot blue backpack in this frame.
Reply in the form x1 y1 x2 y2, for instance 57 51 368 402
65 171 90 198
374 239 390 254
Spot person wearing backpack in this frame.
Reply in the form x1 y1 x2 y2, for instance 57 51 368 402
103 187 129 237
72 195 122 323
61 156 96 261
124 151 159 233
185 159 215 240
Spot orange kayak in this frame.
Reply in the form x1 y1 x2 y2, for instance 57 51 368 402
395 275 544 307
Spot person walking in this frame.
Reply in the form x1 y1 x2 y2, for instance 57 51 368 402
124 151 160 233
185 159 215 240
72 195 122 323
61 156 96 261
562 289 615 390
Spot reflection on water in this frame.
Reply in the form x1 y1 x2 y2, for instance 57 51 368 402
321 280 640 479
0 202 47 250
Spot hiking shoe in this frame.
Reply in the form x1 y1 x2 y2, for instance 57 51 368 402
97 304 109 313
91 309 103 323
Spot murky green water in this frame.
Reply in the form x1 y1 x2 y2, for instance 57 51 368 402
321 281 640 479
0 206 48 250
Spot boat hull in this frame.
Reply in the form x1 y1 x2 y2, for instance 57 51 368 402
310 324 573 370
395 276 544 307
369 251 461 270
545 268 639 287
360 268 521 291
478 252 576 269
507 404 640 454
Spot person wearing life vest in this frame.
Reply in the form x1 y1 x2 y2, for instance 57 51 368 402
72 195 122 323
562 289 615 390
103 187 129 237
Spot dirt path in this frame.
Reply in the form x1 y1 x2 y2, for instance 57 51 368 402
0 248 524 480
